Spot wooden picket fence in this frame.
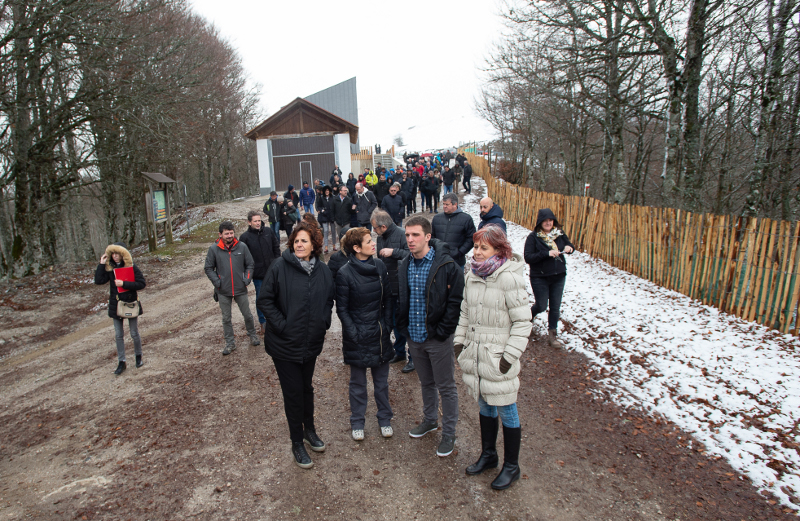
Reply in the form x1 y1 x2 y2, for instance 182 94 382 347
462 151 800 335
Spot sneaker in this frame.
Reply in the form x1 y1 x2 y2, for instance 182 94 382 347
437 434 456 457
389 354 406 364
303 429 326 452
409 420 438 438
352 429 365 441
401 360 415 373
291 442 313 469
222 345 236 355
250 336 261 346
381 425 393 438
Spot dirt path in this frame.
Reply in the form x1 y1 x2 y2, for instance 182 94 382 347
0 190 793 520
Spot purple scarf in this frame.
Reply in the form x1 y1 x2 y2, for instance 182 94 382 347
470 255 507 279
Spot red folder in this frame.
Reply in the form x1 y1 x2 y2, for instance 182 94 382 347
114 267 135 293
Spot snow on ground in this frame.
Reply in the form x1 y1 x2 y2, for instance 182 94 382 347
463 177 800 511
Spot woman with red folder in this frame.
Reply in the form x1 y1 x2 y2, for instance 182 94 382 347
94 242 146 375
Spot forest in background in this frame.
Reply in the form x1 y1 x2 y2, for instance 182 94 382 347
0 0 261 278
479 0 800 221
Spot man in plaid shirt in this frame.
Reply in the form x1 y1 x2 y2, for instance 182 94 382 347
397 215 465 457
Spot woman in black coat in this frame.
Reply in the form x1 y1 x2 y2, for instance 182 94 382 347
346 173 357 194
523 208 574 348
335 227 394 442
94 242 146 375
257 222 335 469
316 185 337 253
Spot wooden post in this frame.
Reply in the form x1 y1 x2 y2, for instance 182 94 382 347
144 183 157 252
164 182 173 246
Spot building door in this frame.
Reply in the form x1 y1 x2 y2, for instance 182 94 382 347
300 161 313 187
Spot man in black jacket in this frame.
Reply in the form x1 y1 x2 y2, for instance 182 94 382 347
442 165 456 194
332 186 354 239
374 173 390 208
204 221 260 355
371 209 410 368
462 161 473 194
353 183 378 231
239 211 281 334
397 216 465 457
381 183 405 225
262 191 281 235
430 193 476 267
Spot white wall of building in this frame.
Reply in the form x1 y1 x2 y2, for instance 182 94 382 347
256 139 273 194
334 133 352 178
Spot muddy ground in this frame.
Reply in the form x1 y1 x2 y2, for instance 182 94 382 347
0 187 795 520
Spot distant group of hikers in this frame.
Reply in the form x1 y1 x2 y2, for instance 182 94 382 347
94 159 576 492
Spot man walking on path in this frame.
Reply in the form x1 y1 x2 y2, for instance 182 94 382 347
333 186 354 239
397 215 464 457
442 165 456 194
299 182 316 216
263 191 281 235
353 182 378 231
478 197 507 234
381 183 405 225
372 209 411 371
462 160 473 194
204 221 261 355
431 193 476 267
239 211 281 334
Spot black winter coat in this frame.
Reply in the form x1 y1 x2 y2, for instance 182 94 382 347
478 204 507 234
333 195 354 226
430 209 476 266
523 208 574 278
346 177 357 194
374 181 390 205
263 198 281 223
442 169 456 185
257 250 335 362
400 178 415 196
397 239 465 341
280 203 300 232
94 245 146 319
239 225 281 280
335 256 393 368
328 250 348 282
381 193 405 224
316 194 336 223
353 190 378 225
376 222 409 295
463 164 473 178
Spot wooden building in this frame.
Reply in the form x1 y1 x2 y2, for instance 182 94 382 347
245 98 358 194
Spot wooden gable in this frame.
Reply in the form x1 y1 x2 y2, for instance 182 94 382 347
245 98 358 144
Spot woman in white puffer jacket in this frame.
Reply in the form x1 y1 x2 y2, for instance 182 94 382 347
454 224 531 491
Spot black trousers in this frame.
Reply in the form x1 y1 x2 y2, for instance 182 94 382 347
272 357 317 442
530 273 566 331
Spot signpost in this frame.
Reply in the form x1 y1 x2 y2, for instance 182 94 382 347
142 172 177 252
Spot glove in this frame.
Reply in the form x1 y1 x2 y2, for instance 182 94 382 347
453 343 464 358
499 357 512 374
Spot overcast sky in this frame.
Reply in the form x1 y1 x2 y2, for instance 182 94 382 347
188 0 505 151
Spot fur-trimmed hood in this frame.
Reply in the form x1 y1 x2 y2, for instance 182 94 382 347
104 244 133 271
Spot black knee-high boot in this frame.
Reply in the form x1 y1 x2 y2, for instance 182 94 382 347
466 415 499 475
491 425 521 490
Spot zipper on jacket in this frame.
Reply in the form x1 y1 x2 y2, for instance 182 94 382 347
229 250 234 296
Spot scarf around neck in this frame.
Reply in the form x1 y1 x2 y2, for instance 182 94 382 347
470 255 507 279
537 228 563 251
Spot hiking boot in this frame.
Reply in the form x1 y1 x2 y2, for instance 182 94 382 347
303 429 326 452
401 360 415 373
380 425 394 438
113 361 126 375
548 329 564 348
351 429 365 441
222 344 236 355
389 354 406 364
250 335 261 346
409 420 438 438
135 355 143 368
437 434 456 457
291 442 313 469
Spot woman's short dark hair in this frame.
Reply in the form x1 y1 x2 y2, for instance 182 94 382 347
287 222 324 258
473 224 513 260
323 186 332 196
341 227 371 256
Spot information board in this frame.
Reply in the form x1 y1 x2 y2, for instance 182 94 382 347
153 190 167 223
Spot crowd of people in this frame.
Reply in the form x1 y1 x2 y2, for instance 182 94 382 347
96 157 576 492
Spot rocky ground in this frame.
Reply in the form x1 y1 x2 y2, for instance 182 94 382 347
0 187 795 520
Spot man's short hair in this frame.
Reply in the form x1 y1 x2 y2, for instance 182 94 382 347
341 227 372 256
219 221 235 233
405 215 432 235
247 210 261 222
442 193 458 206
371 209 393 228
392 182 402 189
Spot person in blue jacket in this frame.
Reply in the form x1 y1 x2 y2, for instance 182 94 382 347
299 182 316 216
478 197 507 234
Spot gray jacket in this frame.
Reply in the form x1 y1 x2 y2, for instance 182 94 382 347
204 238 254 297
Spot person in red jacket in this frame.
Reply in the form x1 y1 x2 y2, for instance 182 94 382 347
204 221 260 355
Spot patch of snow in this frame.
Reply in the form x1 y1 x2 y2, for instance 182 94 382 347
465 176 800 512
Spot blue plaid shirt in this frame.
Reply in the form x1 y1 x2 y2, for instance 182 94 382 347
407 247 435 343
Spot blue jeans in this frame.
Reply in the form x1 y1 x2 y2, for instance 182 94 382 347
443 184 453 194
253 278 265 324
388 296 408 360
303 204 315 215
479 396 520 428
270 221 280 235
530 273 566 331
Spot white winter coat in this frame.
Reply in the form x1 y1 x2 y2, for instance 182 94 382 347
454 253 532 406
